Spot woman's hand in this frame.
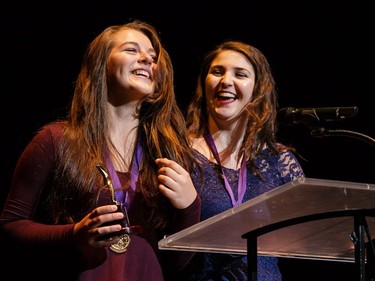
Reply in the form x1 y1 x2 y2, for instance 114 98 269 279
155 158 197 209
73 204 124 251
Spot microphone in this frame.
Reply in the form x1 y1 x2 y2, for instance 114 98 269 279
278 106 359 125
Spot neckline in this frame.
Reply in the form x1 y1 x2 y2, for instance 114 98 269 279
203 133 247 207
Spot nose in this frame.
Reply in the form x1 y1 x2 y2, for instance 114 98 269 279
220 72 233 87
139 51 153 65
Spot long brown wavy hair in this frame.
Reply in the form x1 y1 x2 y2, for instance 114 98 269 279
47 20 195 229
186 40 291 177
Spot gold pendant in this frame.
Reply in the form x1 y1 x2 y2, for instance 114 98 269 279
109 234 131 253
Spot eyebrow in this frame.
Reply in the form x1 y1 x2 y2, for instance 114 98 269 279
211 65 252 73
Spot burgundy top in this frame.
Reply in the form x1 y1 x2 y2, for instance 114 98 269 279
0 122 201 281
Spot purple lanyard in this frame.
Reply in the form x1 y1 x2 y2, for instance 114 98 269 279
105 141 142 206
204 134 247 207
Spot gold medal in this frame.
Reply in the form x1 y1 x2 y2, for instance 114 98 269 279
110 234 131 253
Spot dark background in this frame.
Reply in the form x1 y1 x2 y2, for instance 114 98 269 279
1 1 374 280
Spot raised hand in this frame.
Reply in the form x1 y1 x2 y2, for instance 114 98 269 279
155 158 197 209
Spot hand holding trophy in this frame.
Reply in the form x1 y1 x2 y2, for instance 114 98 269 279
96 165 143 253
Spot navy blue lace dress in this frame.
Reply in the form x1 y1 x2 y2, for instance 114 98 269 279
183 147 305 281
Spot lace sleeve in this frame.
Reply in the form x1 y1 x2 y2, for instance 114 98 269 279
278 150 305 182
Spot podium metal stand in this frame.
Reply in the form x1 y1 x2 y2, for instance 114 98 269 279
158 177 375 280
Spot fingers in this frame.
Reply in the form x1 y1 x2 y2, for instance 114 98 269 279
155 158 186 175
89 204 118 218
156 160 179 190
87 205 124 228
73 205 126 251
155 158 197 209
155 158 189 186
155 158 193 189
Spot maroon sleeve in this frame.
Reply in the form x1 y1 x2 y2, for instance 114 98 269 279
0 122 76 245
166 194 202 235
0 122 84 279
160 194 201 279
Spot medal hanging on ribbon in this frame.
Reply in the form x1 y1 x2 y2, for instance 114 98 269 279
109 233 131 253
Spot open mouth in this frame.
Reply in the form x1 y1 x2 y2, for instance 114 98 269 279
216 92 237 101
132 69 151 79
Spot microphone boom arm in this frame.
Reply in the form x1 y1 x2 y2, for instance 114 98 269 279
309 126 375 148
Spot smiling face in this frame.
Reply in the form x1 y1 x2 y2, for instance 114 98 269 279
205 50 255 127
106 28 158 105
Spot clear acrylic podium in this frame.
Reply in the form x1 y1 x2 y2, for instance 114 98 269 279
158 177 375 281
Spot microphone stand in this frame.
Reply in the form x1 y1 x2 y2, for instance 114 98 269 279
308 126 375 148
306 124 375 281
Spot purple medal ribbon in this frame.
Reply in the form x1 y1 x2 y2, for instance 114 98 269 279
105 141 142 206
204 134 247 207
